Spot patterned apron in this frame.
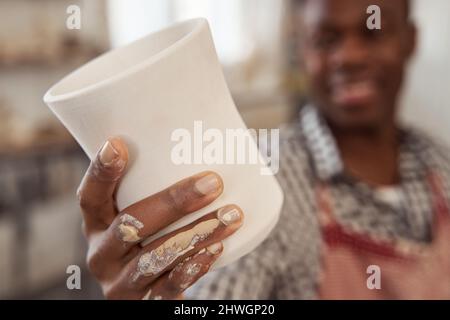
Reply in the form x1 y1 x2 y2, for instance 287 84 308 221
316 172 450 299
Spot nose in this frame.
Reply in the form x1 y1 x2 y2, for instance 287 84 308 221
330 35 370 71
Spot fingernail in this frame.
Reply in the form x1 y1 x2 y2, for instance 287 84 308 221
99 141 119 167
206 242 223 255
194 173 220 195
217 206 242 225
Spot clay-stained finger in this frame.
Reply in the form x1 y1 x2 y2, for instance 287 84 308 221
126 204 243 287
142 242 223 300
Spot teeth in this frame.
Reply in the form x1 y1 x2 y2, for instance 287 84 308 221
343 82 370 91
333 80 375 101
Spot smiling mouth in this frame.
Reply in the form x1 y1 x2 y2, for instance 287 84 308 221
331 79 378 107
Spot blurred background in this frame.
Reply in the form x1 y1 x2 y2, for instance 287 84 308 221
0 0 449 299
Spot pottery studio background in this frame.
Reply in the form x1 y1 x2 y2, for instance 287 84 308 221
0 0 449 299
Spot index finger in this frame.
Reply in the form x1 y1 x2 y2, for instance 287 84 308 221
95 171 225 260
77 137 128 231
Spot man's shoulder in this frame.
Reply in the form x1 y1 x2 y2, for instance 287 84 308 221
407 127 450 171
279 120 304 144
278 121 310 163
273 121 319 246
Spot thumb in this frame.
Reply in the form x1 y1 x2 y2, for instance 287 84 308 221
77 137 128 229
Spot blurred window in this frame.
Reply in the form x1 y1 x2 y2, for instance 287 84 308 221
107 0 285 94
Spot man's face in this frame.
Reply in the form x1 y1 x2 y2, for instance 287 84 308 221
300 0 416 130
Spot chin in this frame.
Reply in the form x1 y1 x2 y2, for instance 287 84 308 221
326 104 387 131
